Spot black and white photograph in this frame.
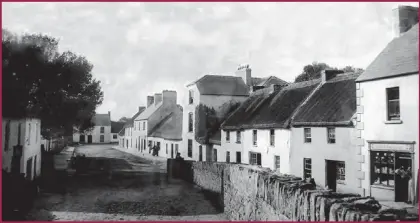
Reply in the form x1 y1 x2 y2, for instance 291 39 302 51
1 1 419 221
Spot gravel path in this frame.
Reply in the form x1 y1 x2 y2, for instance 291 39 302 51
27 144 227 221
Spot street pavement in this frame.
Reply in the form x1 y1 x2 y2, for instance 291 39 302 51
27 144 227 221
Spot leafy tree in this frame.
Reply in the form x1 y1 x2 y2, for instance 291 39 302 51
2 29 103 139
294 61 364 83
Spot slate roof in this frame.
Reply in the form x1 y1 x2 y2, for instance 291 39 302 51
356 24 419 82
92 114 111 126
148 106 183 140
124 107 146 128
135 103 163 121
292 73 360 127
222 79 320 130
111 121 125 133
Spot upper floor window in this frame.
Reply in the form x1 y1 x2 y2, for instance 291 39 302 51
226 131 230 142
270 129 275 146
327 127 336 144
189 90 194 104
143 121 145 130
304 128 311 143
188 113 193 132
236 131 241 143
386 87 400 120
100 126 105 133
252 130 257 146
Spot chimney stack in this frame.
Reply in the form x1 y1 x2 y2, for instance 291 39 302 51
162 90 177 105
235 64 252 87
147 96 154 107
154 93 163 105
108 111 111 119
139 106 145 112
392 6 419 38
321 70 345 83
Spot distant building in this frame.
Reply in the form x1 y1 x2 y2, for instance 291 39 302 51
2 117 41 181
356 7 418 203
221 80 317 172
290 71 362 194
182 65 288 162
111 121 125 143
148 105 183 158
118 107 146 150
73 112 111 144
134 90 180 155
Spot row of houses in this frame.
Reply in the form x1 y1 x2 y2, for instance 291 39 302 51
115 6 418 205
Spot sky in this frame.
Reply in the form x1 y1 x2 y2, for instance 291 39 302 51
2 2 419 121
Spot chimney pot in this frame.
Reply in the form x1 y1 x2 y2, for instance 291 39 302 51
235 64 252 87
392 6 419 38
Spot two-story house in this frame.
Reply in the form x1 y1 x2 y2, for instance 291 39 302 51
290 71 362 195
110 121 124 144
221 79 319 172
182 65 288 161
135 90 180 155
356 6 418 204
2 117 42 181
73 112 112 144
118 106 145 150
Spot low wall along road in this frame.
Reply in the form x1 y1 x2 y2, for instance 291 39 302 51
167 159 419 221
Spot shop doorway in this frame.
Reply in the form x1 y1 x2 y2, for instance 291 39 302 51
394 152 412 202
326 160 338 192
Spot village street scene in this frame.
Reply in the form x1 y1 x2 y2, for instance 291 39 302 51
1 2 419 221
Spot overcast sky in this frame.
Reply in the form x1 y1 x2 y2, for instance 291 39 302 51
2 2 419 121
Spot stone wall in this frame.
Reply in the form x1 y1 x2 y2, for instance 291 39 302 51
167 159 419 221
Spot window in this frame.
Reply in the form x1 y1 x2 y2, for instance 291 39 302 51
100 135 104 142
270 129 275 146
166 144 168 154
236 131 241 143
371 151 395 187
226 131 230 142
143 122 145 130
28 123 31 145
134 122 136 130
303 158 312 179
249 152 261 165
327 128 336 144
189 90 194 104
148 140 152 148
175 144 179 155
226 151 230 163
213 149 218 162
236 152 241 163
4 121 11 151
304 128 311 143
337 161 345 184
188 139 193 158
274 156 280 171
386 87 400 120
252 130 257 146
188 113 193 132
113 134 117 139
100 126 105 133
198 145 203 161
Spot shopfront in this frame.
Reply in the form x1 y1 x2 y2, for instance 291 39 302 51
368 141 417 204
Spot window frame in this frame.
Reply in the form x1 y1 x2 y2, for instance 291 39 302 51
370 151 396 188
226 131 230 142
336 161 346 184
303 158 312 179
187 139 193 158
100 135 105 142
100 126 105 134
188 112 193 132
274 155 280 171
386 87 400 121
327 127 336 144
189 90 194 104
270 129 275 146
236 131 241 143
252 130 257 146
249 152 262 166
226 151 230 163
304 128 312 143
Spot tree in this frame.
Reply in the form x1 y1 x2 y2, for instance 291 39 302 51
2 29 103 139
294 62 364 83
118 117 129 123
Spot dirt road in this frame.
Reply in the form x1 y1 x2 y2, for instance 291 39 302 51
27 144 227 221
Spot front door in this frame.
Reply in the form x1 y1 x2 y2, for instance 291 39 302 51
199 146 202 161
394 152 412 202
26 157 33 181
80 135 85 143
326 160 337 192
236 152 241 163
88 135 93 144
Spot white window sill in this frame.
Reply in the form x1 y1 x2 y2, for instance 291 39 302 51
384 120 403 124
